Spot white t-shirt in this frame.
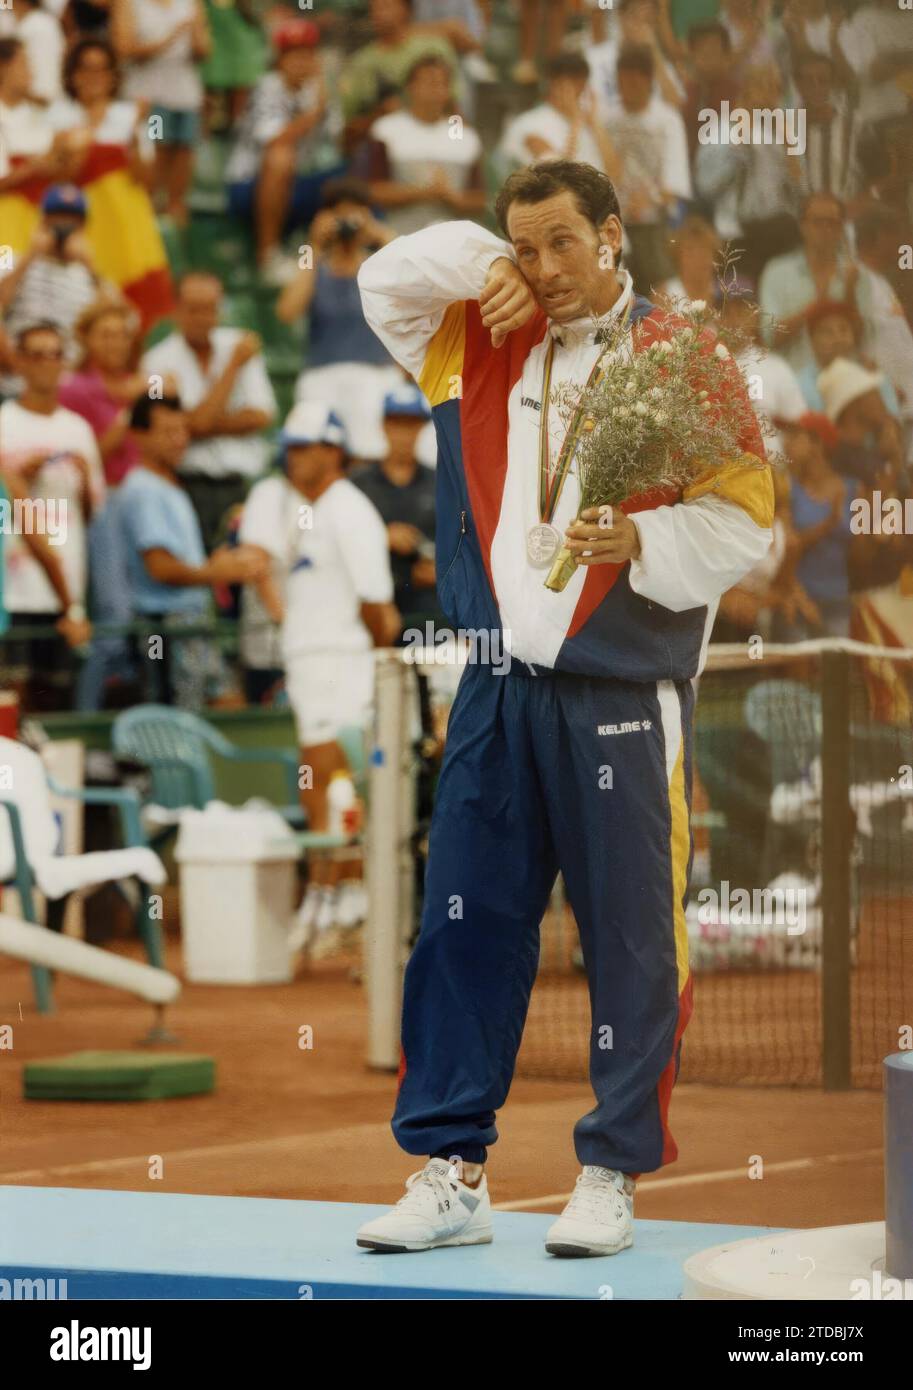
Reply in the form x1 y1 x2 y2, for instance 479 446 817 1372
736 346 808 458
605 95 692 221
0 10 64 105
838 4 913 123
499 102 605 173
0 400 104 613
47 97 154 161
120 0 203 113
0 98 52 175
239 474 393 660
368 109 483 237
142 328 277 480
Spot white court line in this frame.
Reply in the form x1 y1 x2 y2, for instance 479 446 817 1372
1 1140 882 1197
491 1149 883 1211
0 1121 387 1185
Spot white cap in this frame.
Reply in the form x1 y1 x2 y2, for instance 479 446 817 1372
816 357 884 423
281 401 346 449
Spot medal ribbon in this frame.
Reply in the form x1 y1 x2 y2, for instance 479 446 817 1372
537 299 633 525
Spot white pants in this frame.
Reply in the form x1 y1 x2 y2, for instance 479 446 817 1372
294 362 403 460
285 649 374 747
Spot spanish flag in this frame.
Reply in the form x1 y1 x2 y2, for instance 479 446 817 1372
1 146 173 328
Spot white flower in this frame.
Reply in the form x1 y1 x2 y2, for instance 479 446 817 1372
650 386 663 399
679 327 693 341
617 405 630 416
634 401 648 416
714 342 730 360
658 339 674 354
701 400 711 410
654 411 666 425
686 299 707 314
698 389 709 401
624 379 636 393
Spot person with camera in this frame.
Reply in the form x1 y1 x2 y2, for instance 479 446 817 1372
276 178 402 467
0 183 107 396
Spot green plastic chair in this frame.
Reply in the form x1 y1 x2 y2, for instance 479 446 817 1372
112 705 305 828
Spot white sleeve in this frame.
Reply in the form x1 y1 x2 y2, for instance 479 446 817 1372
357 221 514 378
662 109 692 200
336 491 394 604
239 478 285 560
775 357 809 422
627 495 773 612
235 353 278 420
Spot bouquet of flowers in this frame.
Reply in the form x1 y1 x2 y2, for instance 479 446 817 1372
544 298 770 592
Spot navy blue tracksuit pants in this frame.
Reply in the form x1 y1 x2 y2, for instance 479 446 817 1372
393 660 695 1175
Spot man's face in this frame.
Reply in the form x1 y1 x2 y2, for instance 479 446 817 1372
144 405 189 462
44 211 85 259
690 35 727 80
15 328 64 394
85 310 133 373
408 62 451 118
507 191 622 324
617 66 652 113
279 47 317 87
370 0 407 36
548 75 586 118
286 442 343 494
177 278 221 346
810 312 855 367
801 197 843 256
384 415 424 466
678 236 716 282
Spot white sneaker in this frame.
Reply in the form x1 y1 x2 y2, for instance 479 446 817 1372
356 1157 493 1253
545 1167 635 1257
288 884 321 952
336 879 368 929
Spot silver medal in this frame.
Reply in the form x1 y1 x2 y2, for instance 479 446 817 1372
526 522 562 567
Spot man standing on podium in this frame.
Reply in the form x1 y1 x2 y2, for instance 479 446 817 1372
355 160 772 1259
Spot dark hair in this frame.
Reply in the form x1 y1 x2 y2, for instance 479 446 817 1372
495 160 622 239
545 53 590 83
176 269 224 296
63 36 119 99
687 20 732 52
319 176 373 211
0 37 24 66
16 321 63 351
404 51 451 85
617 41 654 78
129 393 182 431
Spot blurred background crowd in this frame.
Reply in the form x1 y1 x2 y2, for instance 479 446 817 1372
1 0 912 722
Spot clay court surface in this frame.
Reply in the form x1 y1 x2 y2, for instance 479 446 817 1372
0 933 884 1234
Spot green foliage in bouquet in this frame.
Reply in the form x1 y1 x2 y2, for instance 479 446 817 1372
544 296 771 592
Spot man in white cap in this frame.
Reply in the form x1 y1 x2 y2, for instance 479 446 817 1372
240 401 399 940
817 357 904 491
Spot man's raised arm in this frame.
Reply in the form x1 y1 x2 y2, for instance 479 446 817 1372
357 221 535 378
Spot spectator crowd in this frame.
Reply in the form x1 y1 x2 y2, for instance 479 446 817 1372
1 0 912 725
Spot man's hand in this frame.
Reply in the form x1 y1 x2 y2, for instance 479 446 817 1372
388 521 422 555
563 506 642 566
205 543 268 585
479 257 536 348
56 613 92 649
229 332 262 370
411 556 437 588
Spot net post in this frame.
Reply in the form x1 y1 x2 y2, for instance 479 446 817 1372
365 651 415 1071
820 647 852 1089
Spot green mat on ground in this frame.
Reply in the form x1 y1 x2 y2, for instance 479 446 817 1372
24 1051 215 1101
